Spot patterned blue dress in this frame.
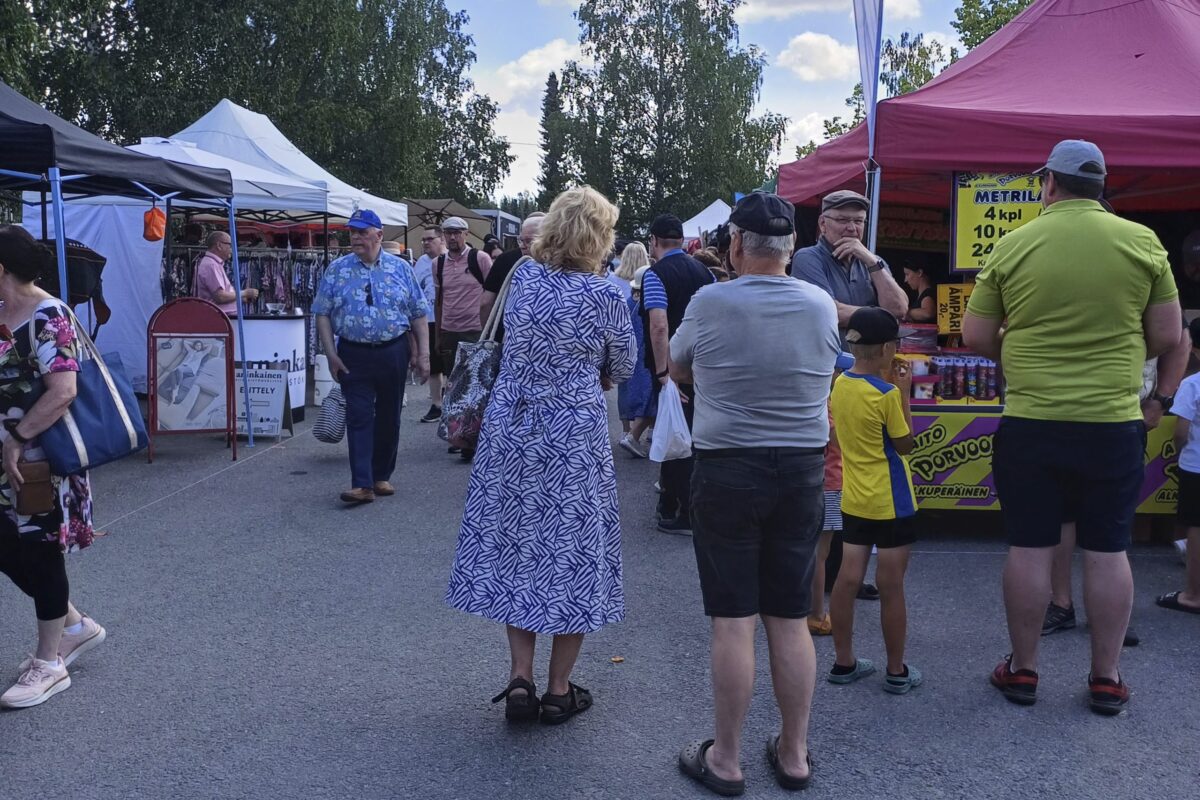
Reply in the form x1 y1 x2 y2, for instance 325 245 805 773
446 261 637 635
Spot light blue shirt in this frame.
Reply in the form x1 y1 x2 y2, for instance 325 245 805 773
312 250 430 343
412 254 437 323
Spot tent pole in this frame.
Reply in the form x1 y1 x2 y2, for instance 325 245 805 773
322 214 329 265
163 198 173 295
227 201 255 448
40 191 47 238
48 168 70 302
865 160 882 253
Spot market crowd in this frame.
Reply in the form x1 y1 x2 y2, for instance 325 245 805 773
3 140 1199 798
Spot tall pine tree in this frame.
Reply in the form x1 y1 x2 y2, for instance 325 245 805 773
536 72 570 209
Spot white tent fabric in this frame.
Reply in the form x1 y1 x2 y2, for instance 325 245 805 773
682 199 731 237
22 203 168 393
173 99 408 224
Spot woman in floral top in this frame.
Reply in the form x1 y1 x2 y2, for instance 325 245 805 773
0 226 105 710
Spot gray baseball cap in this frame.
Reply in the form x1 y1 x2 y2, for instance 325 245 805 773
1033 139 1107 179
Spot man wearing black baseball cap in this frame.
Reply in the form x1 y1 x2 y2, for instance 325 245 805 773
790 190 907 340
672 192 840 794
641 212 714 534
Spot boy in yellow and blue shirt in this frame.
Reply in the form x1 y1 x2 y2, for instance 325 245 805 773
827 307 920 694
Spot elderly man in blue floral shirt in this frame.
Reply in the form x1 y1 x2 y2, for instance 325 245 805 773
314 209 431 504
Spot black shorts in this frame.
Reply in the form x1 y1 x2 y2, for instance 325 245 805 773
1178 468 1200 528
842 513 917 549
690 448 825 618
993 418 1146 553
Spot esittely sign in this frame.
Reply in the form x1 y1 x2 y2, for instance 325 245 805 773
951 173 1042 273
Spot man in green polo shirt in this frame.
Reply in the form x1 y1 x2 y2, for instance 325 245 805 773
963 140 1182 716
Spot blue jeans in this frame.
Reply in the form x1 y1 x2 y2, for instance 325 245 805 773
337 337 410 489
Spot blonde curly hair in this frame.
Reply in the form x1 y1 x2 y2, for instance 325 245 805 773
531 186 619 275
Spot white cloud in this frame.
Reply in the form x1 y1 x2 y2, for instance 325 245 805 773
536 0 580 7
494 108 544 198
738 0 922 23
777 32 858 82
924 30 965 57
474 38 583 112
785 112 829 148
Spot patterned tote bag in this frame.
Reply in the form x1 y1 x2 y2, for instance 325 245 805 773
312 385 346 444
438 257 530 449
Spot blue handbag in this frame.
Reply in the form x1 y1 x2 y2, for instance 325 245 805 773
27 304 148 474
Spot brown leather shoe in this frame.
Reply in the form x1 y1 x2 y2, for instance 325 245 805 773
373 481 395 496
340 488 375 504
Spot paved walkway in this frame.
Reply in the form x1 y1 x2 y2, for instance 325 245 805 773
2 406 1197 799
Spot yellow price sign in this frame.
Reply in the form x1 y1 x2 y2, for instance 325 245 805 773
952 173 1042 272
937 283 974 335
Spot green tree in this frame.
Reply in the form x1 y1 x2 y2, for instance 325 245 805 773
953 0 1034 49
0 1 39 96
559 0 786 232
1 0 512 204
500 192 540 218
536 72 570 210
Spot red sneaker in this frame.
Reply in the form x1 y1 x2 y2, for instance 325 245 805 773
990 656 1038 706
1087 674 1130 716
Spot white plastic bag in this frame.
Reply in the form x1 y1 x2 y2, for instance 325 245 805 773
649 379 693 462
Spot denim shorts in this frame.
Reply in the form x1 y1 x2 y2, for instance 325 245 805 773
690 447 825 618
992 417 1146 553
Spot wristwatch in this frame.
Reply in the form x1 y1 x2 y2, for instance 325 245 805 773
868 258 887 274
3 418 30 444
656 368 670 379
1151 392 1174 412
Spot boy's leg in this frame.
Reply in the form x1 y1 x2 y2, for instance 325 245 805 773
830 543 871 667
762 615 814 778
808 531 833 621
875 544 913 675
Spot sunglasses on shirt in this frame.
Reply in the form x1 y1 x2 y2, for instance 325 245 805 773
365 281 374 307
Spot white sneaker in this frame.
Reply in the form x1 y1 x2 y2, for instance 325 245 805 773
18 614 107 672
1 658 70 709
618 433 648 459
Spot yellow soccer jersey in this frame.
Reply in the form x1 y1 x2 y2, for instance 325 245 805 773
830 372 917 520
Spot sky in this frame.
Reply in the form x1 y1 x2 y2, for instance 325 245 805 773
455 0 963 199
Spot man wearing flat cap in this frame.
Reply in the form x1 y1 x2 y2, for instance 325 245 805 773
791 190 908 339
313 209 431 504
671 192 839 793
642 212 714 535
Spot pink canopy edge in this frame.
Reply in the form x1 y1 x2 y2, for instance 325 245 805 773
779 0 1200 211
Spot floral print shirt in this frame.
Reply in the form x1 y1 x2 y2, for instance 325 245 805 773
311 251 431 343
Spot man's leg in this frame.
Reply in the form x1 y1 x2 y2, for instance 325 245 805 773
808 532 833 621
762 615 814 779
338 345 376 489
371 340 408 484
1081 549 1133 681
1050 522 1076 609
1003 546 1054 672
706 616 756 783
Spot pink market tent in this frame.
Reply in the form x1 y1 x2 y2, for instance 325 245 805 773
778 0 1200 211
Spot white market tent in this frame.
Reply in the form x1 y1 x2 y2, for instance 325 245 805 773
173 99 408 225
682 199 731 238
22 137 334 392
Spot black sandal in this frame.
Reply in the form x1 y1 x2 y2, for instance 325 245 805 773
538 682 593 725
766 734 813 790
491 677 539 722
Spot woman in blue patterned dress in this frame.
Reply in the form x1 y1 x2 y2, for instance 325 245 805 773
446 187 636 724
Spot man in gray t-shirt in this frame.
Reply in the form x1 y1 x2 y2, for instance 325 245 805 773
670 192 837 795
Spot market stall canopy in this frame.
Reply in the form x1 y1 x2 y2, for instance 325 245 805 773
0 80 233 200
683 199 731 237
778 0 1200 211
384 200 493 247
172 99 407 224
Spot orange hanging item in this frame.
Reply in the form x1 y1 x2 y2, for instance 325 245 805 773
143 206 166 241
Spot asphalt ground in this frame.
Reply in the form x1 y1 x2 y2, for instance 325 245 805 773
2 396 1198 799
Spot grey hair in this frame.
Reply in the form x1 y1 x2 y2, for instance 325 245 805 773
728 222 793 262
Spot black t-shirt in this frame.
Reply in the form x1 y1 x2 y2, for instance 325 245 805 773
483 249 523 294
909 287 935 310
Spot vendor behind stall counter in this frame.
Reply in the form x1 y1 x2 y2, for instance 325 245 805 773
194 231 259 314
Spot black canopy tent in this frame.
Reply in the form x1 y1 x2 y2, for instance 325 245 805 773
0 81 269 447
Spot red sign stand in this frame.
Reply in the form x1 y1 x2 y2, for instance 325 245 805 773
147 298 237 461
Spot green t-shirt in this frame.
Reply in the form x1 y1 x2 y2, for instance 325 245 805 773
966 199 1178 422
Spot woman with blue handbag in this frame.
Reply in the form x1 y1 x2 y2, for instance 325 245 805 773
0 226 104 710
